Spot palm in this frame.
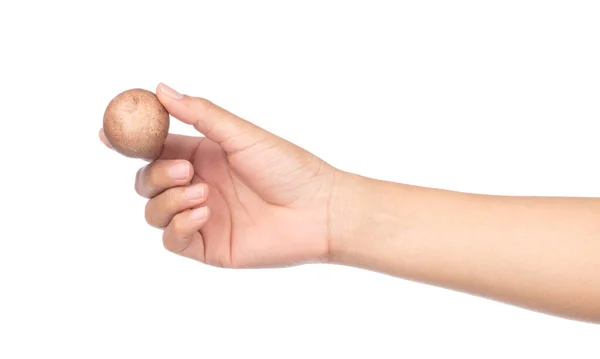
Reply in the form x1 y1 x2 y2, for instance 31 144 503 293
186 136 334 268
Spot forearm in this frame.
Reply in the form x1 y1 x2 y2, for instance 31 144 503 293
329 171 600 323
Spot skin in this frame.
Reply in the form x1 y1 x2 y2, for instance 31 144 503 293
99 83 600 324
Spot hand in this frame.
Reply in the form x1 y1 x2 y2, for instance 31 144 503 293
99 83 337 268
98 85 600 323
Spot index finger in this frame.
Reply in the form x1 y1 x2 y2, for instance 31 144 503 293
98 128 203 162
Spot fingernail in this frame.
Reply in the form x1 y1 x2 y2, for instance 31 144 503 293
189 206 208 221
159 82 184 100
169 162 191 180
185 184 205 199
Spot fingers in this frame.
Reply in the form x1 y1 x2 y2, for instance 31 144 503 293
99 128 202 162
135 159 193 198
162 207 210 254
145 183 208 228
155 82 271 155
137 159 210 259
98 128 112 149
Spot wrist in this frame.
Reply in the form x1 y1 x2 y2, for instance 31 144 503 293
326 170 381 265
327 170 427 271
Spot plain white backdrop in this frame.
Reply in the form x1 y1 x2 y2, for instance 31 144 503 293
1 1 599 358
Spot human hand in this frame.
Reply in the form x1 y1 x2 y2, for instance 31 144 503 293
99 83 338 268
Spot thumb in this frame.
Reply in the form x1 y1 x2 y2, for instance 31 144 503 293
155 83 270 154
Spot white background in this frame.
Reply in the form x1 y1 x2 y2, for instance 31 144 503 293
1 1 599 358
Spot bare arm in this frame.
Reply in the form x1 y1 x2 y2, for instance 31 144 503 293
329 171 600 323
109 83 599 323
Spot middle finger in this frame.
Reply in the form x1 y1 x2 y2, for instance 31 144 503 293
135 159 194 198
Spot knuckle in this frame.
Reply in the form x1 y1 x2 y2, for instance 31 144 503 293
147 163 162 189
144 201 158 227
205 254 232 269
163 214 189 253
206 256 225 268
134 167 145 196
162 229 175 252
170 212 188 238
165 187 179 209
192 97 212 113
136 163 161 198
